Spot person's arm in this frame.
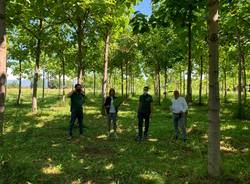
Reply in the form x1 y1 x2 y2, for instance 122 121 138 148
67 90 75 97
181 97 188 115
137 96 142 112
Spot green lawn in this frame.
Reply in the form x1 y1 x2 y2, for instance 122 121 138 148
0 89 249 184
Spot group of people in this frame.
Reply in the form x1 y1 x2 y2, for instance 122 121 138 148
67 84 188 143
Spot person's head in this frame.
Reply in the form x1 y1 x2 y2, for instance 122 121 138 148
173 90 180 99
75 84 82 93
109 88 115 97
143 86 149 95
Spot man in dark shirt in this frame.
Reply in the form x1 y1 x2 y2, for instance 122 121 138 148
136 86 153 141
67 84 85 140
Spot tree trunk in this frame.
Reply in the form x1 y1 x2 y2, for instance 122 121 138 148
62 58 66 102
32 19 42 112
236 27 243 118
179 70 182 95
125 61 128 99
0 0 7 145
16 60 22 105
223 67 227 102
101 32 110 114
242 52 247 105
58 73 61 96
93 69 96 96
183 71 186 96
42 69 45 100
164 67 167 99
121 62 124 97
199 55 203 105
77 16 83 85
207 0 220 178
186 2 193 103
156 62 161 105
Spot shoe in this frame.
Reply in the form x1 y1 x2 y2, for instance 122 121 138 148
143 133 148 140
67 136 72 140
114 132 118 138
135 135 142 142
172 135 178 141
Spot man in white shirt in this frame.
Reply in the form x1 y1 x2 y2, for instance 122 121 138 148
171 90 188 142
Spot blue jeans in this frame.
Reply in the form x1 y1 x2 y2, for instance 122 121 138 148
107 113 117 133
69 110 83 136
173 113 187 140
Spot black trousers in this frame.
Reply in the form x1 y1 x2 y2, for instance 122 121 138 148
138 112 150 138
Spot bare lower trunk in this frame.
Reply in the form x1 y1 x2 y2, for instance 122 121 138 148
125 61 128 99
179 70 182 95
101 32 110 114
32 19 42 112
0 0 7 145
58 73 61 96
164 67 167 99
223 68 227 102
183 71 186 96
199 55 203 105
186 2 192 103
42 69 45 100
62 58 65 102
16 60 22 105
121 63 124 96
236 27 243 118
156 62 161 105
93 70 96 96
77 16 83 85
242 53 247 105
207 0 220 178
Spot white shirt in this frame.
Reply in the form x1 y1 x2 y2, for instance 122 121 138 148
171 96 188 113
109 97 116 113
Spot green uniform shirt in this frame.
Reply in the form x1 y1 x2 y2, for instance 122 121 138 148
139 94 153 114
70 92 85 112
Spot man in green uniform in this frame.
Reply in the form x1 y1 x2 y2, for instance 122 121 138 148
67 84 85 140
136 86 153 141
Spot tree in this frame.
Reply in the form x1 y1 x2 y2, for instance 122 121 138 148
207 0 220 178
0 0 6 145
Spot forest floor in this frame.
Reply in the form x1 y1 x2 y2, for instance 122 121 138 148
1 89 250 184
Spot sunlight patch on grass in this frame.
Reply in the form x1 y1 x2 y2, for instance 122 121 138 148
71 179 81 184
148 138 159 142
96 134 108 139
221 125 236 131
220 140 238 153
139 171 165 184
41 164 63 175
242 126 248 130
202 133 208 139
105 163 114 170
35 122 45 128
79 159 84 164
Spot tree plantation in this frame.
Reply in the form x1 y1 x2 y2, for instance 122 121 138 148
0 0 250 183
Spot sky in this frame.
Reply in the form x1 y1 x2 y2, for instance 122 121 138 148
134 0 152 16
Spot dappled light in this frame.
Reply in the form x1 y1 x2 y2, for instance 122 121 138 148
41 164 63 175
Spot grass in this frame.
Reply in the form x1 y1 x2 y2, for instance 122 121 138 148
0 88 250 184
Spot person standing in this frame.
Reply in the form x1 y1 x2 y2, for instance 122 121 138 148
104 88 119 137
136 86 153 141
171 90 188 142
67 84 85 140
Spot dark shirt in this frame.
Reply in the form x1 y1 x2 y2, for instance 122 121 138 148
70 92 85 112
104 96 118 114
138 94 153 114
